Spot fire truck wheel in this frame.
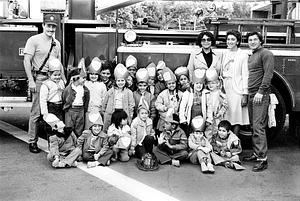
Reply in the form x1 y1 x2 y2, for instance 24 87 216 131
239 86 286 144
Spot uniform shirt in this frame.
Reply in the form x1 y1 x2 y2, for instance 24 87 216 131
24 33 61 72
71 84 84 106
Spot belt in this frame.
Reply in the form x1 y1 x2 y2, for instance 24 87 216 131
71 105 83 109
34 71 48 76
48 101 62 105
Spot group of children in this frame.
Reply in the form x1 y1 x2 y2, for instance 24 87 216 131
41 55 245 173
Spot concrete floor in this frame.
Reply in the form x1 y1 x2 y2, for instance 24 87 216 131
1 107 300 201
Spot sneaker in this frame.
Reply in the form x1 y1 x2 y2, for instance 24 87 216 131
200 162 209 173
171 159 180 167
29 143 41 153
106 160 111 166
225 161 234 169
71 161 78 167
111 156 118 162
87 161 98 168
207 163 215 174
52 157 60 168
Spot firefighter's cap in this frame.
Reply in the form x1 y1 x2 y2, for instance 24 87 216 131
162 67 176 83
136 68 149 83
191 115 205 132
193 69 206 84
88 111 103 129
174 66 189 79
125 55 137 69
146 62 156 77
114 63 129 79
205 68 219 82
48 57 62 72
43 14 59 26
88 57 102 74
43 113 65 130
156 60 166 71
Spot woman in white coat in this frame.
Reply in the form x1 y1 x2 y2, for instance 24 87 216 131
221 30 249 135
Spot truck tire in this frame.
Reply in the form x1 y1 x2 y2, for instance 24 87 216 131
239 86 286 143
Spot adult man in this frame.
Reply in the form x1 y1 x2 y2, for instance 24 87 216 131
24 14 65 153
243 32 274 172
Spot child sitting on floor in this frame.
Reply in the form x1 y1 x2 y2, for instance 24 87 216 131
210 120 245 170
75 112 113 168
188 116 214 173
107 110 132 162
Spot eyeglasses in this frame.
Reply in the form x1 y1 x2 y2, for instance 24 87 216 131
201 38 212 42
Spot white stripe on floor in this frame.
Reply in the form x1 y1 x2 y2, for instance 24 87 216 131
0 120 180 201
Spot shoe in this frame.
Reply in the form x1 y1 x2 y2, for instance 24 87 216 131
200 162 209 173
87 161 99 168
207 163 215 174
52 157 60 168
71 161 78 167
29 143 41 153
243 154 257 162
57 161 66 168
224 161 234 169
111 157 117 162
171 159 180 167
106 160 111 166
252 160 268 172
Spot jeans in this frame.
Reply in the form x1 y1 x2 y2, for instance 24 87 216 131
28 75 47 143
248 93 270 160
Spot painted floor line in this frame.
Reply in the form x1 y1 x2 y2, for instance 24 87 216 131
0 120 181 201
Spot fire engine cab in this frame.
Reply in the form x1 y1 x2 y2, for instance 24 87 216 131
0 0 300 142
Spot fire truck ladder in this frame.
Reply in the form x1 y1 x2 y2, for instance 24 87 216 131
227 18 295 45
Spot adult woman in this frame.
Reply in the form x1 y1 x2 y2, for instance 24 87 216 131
221 30 249 135
187 31 221 81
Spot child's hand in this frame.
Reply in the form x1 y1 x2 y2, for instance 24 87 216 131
225 152 232 158
216 141 222 147
220 150 226 157
94 153 100 161
128 148 135 156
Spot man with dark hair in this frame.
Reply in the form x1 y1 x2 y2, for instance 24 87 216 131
243 31 274 172
24 14 65 153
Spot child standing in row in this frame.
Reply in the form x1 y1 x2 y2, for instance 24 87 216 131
84 57 107 129
125 55 138 92
188 116 214 173
133 68 156 121
102 63 135 133
154 60 166 98
179 69 208 137
100 60 114 91
155 67 182 133
205 68 228 142
40 58 65 139
174 66 191 92
63 68 89 137
146 62 157 96
107 110 132 162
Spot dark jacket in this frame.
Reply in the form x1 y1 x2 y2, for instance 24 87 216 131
62 84 90 112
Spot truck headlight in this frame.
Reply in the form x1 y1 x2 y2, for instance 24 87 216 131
124 30 137 43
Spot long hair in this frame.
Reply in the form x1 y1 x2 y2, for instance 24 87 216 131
111 110 128 129
226 30 242 47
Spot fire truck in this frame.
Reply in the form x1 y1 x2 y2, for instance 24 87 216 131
0 0 300 142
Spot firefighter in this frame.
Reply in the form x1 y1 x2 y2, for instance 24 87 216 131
23 14 65 153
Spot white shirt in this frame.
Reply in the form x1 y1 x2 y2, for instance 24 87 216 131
71 84 84 106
